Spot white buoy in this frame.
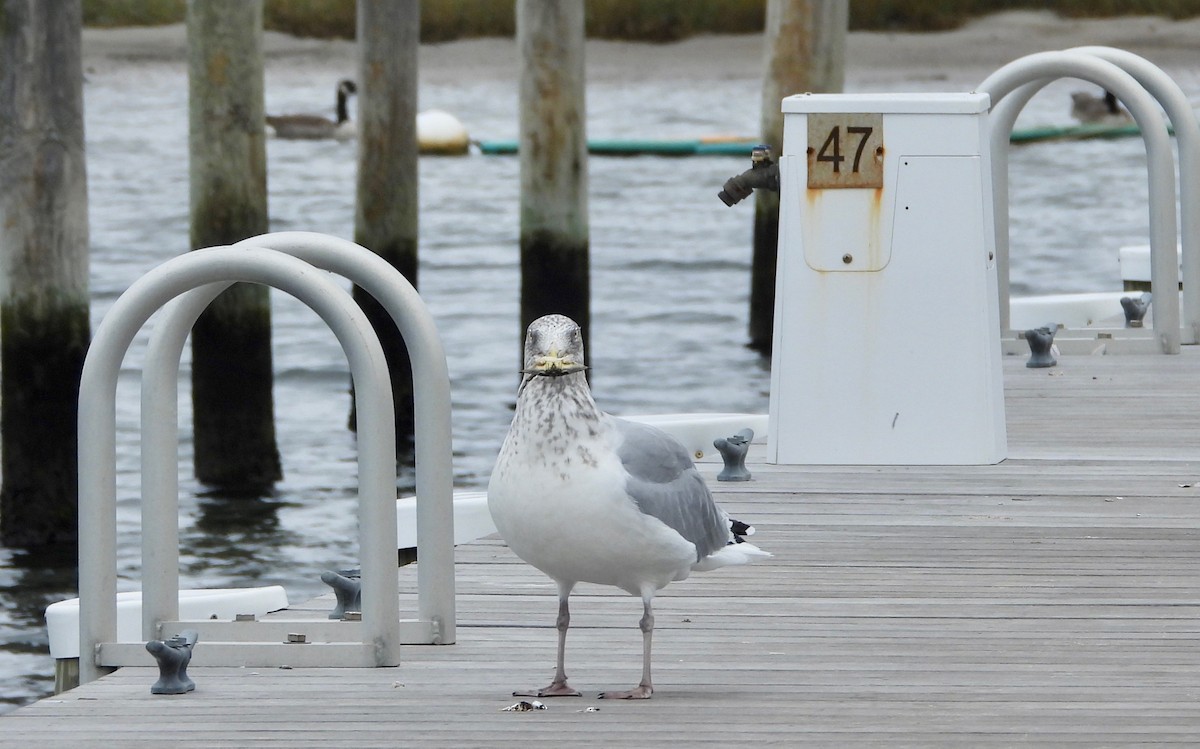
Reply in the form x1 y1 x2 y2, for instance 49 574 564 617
417 109 470 155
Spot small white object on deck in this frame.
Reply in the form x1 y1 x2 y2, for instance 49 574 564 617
501 700 547 712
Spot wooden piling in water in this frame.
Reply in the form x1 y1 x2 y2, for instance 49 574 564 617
517 0 590 353
352 0 419 442
751 0 847 353
0 0 90 547
186 0 280 490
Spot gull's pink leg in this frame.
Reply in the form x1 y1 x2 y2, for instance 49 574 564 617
599 595 654 699
514 586 581 698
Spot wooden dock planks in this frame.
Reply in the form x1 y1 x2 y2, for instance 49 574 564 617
7 349 1200 745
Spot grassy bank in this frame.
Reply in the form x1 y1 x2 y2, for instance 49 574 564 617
82 0 1200 41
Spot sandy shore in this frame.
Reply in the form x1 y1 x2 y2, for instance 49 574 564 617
82 10 1200 87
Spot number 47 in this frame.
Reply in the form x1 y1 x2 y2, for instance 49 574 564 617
816 125 874 173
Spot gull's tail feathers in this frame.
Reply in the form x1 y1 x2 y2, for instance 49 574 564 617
693 537 771 572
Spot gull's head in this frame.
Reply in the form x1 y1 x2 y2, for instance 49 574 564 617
522 314 586 378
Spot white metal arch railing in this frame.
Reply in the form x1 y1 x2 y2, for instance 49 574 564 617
1067 46 1200 341
988 49 1200 344
138 232 455 652
79 247 397 684
976 51 1181 353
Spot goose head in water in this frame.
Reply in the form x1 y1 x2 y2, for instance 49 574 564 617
1069 90 1132 126
265 79 357 141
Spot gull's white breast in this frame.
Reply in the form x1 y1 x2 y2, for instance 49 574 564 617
488 419 698 595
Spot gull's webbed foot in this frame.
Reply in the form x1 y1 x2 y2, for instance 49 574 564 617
513 680 581 698
598 683 653 700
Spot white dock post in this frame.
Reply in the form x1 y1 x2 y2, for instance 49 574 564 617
768 93 1006 465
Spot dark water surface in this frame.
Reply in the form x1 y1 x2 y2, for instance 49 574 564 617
0 45 1183 713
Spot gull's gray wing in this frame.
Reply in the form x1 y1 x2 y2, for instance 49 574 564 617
612 417 729 561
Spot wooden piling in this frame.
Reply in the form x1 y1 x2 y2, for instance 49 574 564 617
186 0 280 490
751 0 847 353
352 0 419 442
0 0 90 547
517 0 590 353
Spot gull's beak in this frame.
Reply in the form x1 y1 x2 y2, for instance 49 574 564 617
521 348 585 377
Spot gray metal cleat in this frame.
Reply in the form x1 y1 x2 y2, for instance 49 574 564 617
321 570 362 620
714 428 755 481
1024 326 1057 368
147 629 198 694
1120 293 1151 327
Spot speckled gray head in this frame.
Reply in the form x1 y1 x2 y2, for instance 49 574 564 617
522 314 586 378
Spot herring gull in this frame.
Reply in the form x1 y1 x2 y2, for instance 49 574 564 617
487 314 770 699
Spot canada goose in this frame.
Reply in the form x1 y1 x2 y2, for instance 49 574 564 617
266 79 357 141
1070 90 1132 126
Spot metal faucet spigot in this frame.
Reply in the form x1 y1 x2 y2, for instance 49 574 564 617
718 144 780 206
